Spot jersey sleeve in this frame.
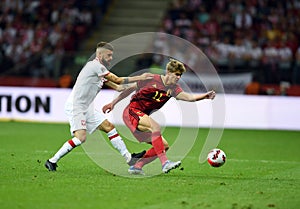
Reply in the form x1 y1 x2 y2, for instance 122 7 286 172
136 79 147 89
136 74 158 89
97 65 109 77
172 84 183 97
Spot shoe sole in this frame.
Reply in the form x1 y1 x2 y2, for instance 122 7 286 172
128 168 145 175
128 170 145 175
45 161 57 171
163 161 181 173
45 164 54 171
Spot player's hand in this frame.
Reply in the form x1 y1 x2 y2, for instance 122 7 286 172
140 73 154 80
102 103 114 113
206 90 216 100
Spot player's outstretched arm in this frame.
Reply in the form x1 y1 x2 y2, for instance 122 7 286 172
104 81 135 92
176 90 216 102
104 72 153 84
102 84 137 113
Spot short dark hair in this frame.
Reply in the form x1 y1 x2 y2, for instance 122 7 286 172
96 42 114 51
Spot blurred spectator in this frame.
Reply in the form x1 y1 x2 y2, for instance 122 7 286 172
196 5 210 25
161 14 174 34
40 46 57 78
234 8 253 30
228 37 247 72
278 39 293 82
293 46 300 84
246 40 263 79
262 40 280 83
213 36 231 71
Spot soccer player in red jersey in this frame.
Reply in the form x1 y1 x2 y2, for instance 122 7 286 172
103 59 216 174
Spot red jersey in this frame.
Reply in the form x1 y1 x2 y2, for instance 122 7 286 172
129 74 183 115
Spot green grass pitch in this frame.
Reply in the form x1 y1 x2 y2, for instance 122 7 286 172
0 121 299 209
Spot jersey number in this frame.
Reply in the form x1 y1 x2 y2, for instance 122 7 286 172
152 91 163 102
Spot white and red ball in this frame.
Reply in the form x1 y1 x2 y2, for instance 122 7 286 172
207 148 226 167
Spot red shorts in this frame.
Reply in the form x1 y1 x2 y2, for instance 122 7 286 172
123 105 151 142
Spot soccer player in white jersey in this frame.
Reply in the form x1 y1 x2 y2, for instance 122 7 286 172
45 42 153 171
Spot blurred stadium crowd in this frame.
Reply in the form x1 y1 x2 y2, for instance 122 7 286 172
136 0 300 86
0 0 109 81
1 0 300 92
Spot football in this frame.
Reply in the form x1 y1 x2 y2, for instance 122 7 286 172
207 148 226 167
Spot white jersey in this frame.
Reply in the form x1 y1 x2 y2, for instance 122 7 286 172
66 57 109 113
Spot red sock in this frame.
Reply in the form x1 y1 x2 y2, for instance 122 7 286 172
144 147 157 158
152 132 168 165
135 148 157 168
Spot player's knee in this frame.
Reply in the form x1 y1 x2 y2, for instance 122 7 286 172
78 134 87 143
151 123 161 133
74 131 87 143
79 136 87 143
99 119 115 133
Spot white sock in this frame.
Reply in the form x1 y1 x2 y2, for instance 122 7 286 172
49 137 82 163
107 128 131 162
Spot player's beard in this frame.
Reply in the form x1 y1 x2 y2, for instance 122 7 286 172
101 58 110 68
